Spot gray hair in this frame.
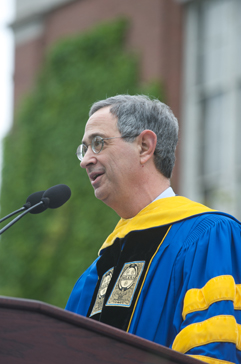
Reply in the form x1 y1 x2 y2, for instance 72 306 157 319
89 95 179 178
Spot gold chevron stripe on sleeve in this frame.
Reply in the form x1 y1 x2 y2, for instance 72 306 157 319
183 275 241 320
188 355 235 364
172 315 241 354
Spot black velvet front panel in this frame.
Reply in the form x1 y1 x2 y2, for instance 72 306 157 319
88 224 171 331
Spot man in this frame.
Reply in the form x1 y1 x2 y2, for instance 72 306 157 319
66 95 241 364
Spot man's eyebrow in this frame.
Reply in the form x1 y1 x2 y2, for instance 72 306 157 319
82 133 106 144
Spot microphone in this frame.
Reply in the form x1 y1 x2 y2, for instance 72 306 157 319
41 184 71 209
0 184 71 235
0 190 45 223
24 190 47 214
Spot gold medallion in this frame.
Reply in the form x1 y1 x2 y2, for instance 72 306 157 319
90 267 114 317
106 261 145 307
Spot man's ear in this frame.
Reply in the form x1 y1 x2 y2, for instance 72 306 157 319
138 130 157 165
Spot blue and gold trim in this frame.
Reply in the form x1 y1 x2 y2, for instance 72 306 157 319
183 275 241 320
99 196 214 254
172 315 241 354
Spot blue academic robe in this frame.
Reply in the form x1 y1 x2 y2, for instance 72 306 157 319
66 196 241 364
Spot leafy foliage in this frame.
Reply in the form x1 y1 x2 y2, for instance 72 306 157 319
0 19 164 307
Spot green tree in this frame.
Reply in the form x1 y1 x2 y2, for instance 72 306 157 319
0 19 164 308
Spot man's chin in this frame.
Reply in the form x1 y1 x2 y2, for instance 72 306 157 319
94 187 113 207
94 187 106 201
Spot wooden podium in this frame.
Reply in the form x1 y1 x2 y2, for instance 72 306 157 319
0 296 202 364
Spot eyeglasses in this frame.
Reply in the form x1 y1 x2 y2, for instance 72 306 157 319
76 135 138 161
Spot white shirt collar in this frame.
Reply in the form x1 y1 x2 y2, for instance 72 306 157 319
153 187 176 202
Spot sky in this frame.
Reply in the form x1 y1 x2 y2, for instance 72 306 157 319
0 0 14 139
0 0 15 185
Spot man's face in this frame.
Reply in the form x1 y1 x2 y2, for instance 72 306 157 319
80 106 140 211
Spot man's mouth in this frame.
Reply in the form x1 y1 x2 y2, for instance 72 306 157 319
89 171 104 185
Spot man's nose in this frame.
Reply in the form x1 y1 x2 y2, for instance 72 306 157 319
80 147 97 168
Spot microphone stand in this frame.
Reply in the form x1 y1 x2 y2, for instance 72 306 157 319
0 201 45 235
0 207 27 223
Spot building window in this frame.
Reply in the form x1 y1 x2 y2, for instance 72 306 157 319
181 0 241 218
